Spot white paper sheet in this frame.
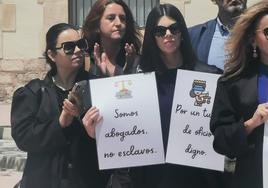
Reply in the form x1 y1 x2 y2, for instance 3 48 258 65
166 69 224 171
90 72 165 170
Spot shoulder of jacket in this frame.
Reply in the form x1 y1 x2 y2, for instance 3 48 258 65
25 79 44 94
188 19 216 31
193 62 223 74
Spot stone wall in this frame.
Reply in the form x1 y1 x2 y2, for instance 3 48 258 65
0 0 67 104
0 0 260 105
0 58 49 104
0 0 216 104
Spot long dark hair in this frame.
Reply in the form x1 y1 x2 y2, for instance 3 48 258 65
140 3 196 73
82 0 141 66
44 23 78 75
223 1 268 81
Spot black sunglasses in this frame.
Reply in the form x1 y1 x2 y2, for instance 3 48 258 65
55 38 89 55
256 27 268 40
152 22 180 37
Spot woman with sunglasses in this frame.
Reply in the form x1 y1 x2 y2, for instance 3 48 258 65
10 23 110 188
127 3 224 188
210 2 268 188
82 0 141 77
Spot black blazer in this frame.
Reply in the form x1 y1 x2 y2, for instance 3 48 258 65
11 71 110 188
188 19 217 65
130 62 225 188
210 69 264 188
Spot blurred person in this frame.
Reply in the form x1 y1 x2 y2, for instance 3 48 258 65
189 0 247 71
210 2 268 188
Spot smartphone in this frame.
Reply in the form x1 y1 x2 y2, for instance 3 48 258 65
70 80 92 115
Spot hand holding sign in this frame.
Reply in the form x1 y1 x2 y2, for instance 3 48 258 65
82 106 103 139
89 72 165 170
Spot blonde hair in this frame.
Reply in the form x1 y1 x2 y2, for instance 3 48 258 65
223 1 268 80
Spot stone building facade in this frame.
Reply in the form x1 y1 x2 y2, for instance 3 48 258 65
0 0 259 104
0 0 68 104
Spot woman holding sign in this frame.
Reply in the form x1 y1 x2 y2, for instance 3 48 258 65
126 3 225 188
81 1 141 187
10 23 110 188
81 2 224 188
210 2 268 188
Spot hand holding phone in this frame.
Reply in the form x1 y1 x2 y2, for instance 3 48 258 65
68 80 92 115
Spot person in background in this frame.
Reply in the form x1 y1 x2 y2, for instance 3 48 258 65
81 1 142 187
82 0 142 77
210 2 268 188
82 3 223 188
129 3 224 188
188 0 247 71
10 23 110 188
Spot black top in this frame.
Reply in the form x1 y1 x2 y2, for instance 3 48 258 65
156 69 177 152
11 70 111 188
210 61 264 188
130 63 226 188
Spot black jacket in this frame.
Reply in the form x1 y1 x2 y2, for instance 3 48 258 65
210 66 263 188
130 62 225 188
11 71 110 188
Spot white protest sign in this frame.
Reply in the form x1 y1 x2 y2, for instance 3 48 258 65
263 121 268 188
90 72 165 170
166 69 224 171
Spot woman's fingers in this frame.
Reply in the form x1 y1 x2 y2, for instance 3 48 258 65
84 107 98 119
94 43 101 65
96 115 103 124
125 43 135 56
82 106 102 138
252 103 268 126
83 107 100 126
89 110 100 124
124 43 137 72
63 99 80 117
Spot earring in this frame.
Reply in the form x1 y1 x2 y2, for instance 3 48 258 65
253 47 258 58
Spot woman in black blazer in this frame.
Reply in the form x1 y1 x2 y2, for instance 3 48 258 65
11 23 110 188
210 2 268 188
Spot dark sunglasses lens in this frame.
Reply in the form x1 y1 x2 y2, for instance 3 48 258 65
77 39 88 51
263 28 268 37
169 23 180 34
153 23 180 37
154 27 166 37
63 42 75 55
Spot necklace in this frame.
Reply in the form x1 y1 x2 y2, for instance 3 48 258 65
52 76 72 91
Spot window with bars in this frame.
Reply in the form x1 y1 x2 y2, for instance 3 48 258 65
68 0 159 28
